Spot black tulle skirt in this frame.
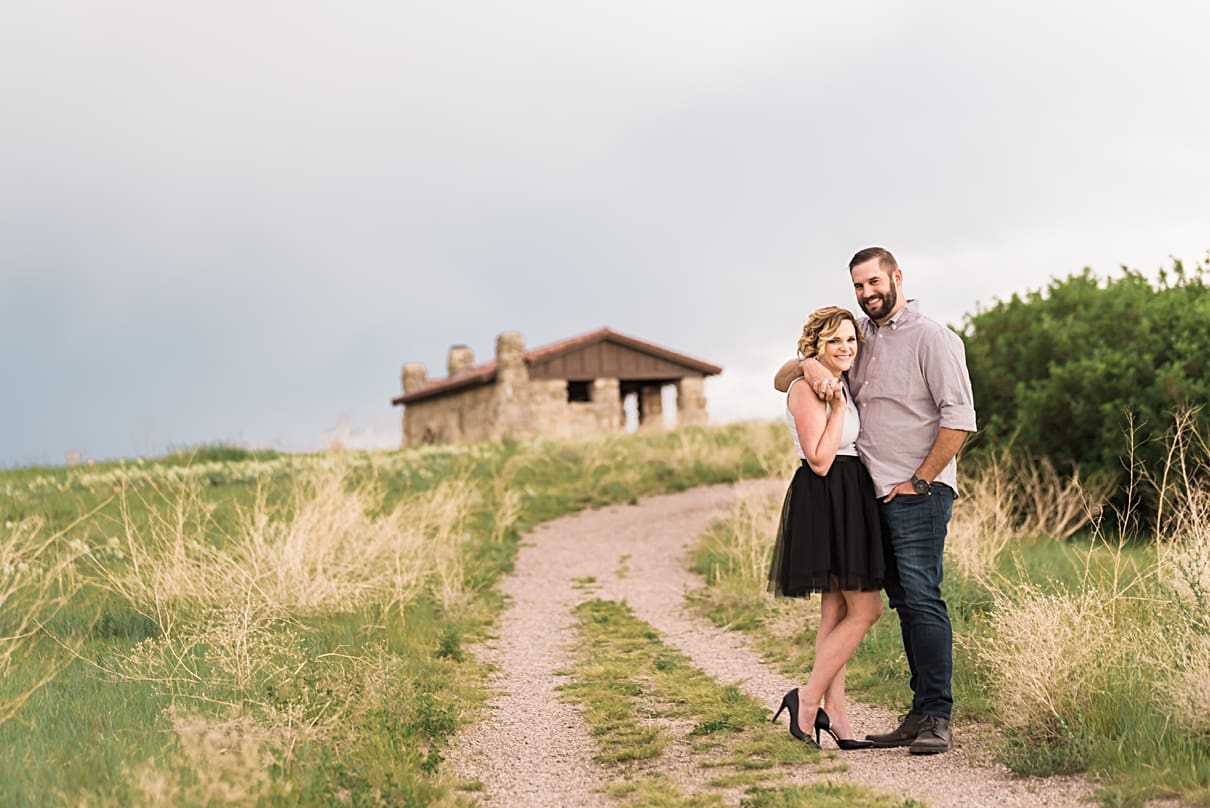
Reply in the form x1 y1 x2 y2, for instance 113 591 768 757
767 456 885 597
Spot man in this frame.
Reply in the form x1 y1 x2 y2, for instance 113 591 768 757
774 247 976 754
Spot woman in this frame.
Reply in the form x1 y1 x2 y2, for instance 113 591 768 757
768 306 884 750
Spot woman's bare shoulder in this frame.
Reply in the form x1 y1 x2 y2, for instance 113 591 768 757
786 379 824 414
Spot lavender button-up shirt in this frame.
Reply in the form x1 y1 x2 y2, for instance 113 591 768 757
847 300 977 498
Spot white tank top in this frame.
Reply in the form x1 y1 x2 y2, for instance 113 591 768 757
786 377 860 461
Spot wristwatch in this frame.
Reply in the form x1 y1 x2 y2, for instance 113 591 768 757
910 474 932 495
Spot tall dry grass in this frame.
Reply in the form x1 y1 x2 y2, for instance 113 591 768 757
687 480 825 646
129 707 284 807
946 448 1116 583
667 420 799 483
974 410 1210 775
0 515 90 724
75 461 484 802
976 584 1130 732
100 464 477 628
709 491 782 588
1151 413 1210 735
116 610 406 806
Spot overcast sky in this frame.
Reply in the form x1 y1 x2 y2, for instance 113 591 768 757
3 1 1208 467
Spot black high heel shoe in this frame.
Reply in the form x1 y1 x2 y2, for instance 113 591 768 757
772 689 819 747
815 707 875 750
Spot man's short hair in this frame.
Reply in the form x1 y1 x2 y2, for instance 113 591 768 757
849 247 898 272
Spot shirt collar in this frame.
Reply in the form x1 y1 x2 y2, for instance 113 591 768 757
877 299 919 330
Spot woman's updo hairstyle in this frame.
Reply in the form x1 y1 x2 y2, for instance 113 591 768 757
797 307 864 358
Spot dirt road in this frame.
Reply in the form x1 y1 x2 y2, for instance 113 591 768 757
445 482 1094 807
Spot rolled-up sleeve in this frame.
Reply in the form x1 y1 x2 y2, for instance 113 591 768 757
925 330 978 432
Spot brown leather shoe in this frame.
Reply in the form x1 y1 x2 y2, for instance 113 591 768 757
865 713 924 748
908 715 952 755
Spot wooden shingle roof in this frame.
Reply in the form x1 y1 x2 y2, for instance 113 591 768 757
392 327 721 406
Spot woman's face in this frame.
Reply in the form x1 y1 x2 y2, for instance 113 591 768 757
818 320 858 375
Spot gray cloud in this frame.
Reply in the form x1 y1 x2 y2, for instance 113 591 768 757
2 1 1208 465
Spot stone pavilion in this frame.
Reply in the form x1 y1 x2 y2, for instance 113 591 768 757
392 328 722 446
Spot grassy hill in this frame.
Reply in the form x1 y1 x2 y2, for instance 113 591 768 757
0 424 789 806
1 422 1207 806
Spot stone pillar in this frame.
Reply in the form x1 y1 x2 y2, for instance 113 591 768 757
676 376 708 427
447 345 474 377
495 332 527 385
400 364 428 446
592 377 623 432
638 384 664 432
494 332 529 438
402 363 428 393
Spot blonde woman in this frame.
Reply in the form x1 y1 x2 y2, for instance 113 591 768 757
769 306 884 750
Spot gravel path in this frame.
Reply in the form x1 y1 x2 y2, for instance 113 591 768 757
444 482 1096 807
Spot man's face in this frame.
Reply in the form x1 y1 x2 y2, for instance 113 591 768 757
851 258 900 322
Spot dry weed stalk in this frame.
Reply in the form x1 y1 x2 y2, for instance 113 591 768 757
746 422 802 481
1160 632 1210 734
129 706 297 807
693 482 818 641
719 488 782 587
102 462 476 625
946 458 1017 584
668 427 753 480
1149 410 1210 732
676 421 796 481
977 586 1119 730
0 515 92 724
117 601 304 716
1152 409 1210 538
947 448 1114 583
487 450 529 544
978 409 1210 738
93 459 475 799
1156 482 1210 624
117 604 407 802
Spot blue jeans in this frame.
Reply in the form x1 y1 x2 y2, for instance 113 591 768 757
879 483 954 719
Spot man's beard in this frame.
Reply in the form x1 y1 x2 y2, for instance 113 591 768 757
860 285 898 320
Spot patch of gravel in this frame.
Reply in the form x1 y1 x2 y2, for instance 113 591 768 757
444 482 1097 807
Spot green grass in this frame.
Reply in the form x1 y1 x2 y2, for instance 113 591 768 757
741 782 925 808
560 598 909 806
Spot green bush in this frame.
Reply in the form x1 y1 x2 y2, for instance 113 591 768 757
959 257 1210 522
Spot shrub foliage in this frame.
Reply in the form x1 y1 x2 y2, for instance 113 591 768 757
959 257 1210 519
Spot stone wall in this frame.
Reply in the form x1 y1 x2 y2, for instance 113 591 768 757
590 378 623 434
676 377 708 427
401 374 628 446
402 383 497 445
565 377 623 437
